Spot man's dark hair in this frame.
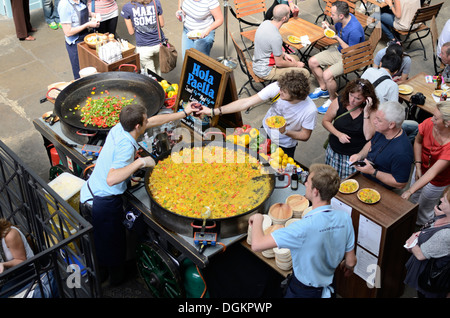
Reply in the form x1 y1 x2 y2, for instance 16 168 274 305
120 104 147 132
333 1 350 17
380 52 402 73
277 71 310 100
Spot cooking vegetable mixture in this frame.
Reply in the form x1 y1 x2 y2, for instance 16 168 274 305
79 88 137 128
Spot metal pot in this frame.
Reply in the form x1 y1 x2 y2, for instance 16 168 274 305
144 141 290 238
52 72 165 134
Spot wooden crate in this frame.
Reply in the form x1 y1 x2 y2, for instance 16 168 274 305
77 41 140 73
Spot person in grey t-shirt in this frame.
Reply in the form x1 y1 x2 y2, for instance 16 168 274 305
252 4 309 81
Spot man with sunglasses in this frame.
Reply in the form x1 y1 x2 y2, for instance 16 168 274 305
248 163 356 298
349 101 413 191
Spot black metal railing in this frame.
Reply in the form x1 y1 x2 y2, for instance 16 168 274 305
0 140 101 298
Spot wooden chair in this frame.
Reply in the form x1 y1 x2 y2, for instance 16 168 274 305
430 15 444 75
229 32 269 97
368 21 382 55
393 2 443 61
339 39 374 86
229 0 267 57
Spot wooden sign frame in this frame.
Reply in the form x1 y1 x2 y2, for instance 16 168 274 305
174 49 242 136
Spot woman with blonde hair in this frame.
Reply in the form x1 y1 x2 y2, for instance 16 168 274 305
402 101 450 226
0 219 34 274
121 0 164 75
0 219 34 297
404 186 450 298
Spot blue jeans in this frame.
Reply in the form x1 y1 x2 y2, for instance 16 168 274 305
380 12 397 41
182 27 215 60
42 0 60 24
402 120 419 143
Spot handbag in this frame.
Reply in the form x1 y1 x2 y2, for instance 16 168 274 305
418 256 450 293
154 1 177 73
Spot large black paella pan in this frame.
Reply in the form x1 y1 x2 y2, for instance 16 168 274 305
144 141 290 238
53 72 165 134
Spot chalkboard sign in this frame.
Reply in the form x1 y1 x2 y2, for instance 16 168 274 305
175 49 242 136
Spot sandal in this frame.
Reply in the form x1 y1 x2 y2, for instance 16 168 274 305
19 35 35 41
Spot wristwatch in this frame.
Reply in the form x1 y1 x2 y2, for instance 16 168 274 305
372 169 378 178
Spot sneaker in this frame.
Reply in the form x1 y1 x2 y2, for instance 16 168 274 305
48 22 58 30
57 23 62 29
309 87 329 100
317 99 332 114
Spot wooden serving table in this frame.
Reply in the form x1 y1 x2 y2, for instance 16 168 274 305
399 71 438 117
334 173 418 298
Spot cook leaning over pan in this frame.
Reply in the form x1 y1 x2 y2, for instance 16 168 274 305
195 71 317 158
79 102 195 287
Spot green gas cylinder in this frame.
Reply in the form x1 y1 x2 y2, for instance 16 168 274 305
182 259 209 298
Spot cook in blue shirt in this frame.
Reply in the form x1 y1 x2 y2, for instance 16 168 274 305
248 163 356 298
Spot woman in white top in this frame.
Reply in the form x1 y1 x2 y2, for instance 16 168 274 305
177 0 223 59
380 0 421 42
0 219 34 274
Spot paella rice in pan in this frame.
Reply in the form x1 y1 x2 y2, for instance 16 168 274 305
149 146 272 219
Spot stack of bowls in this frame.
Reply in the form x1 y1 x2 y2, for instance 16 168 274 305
268 203 293 225
261 224 284 258
274 247 292 271
285 194 310 218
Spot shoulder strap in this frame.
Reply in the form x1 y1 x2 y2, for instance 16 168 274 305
153 1 164 43
333 98 362 123
372 75 391 88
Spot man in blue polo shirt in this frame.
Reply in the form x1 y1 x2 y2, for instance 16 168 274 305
80 103 194 286
248 163 356 298
308 1 365 114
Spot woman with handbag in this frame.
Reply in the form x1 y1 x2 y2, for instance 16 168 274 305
322 79 379 179
177 0 223 59
401 101 450 227
404 186 450 298
121 0 164 75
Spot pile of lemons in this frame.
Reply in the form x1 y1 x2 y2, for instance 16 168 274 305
269 147 298 170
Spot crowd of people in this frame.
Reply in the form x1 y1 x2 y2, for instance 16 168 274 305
6 0 450 299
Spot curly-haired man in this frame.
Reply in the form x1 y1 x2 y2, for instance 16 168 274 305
197 71 317 157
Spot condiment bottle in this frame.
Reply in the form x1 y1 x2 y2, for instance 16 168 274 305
436 74 442 90
291 167 298 190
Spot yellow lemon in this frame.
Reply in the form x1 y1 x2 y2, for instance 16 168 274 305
288 157 295 165
270 160 279 169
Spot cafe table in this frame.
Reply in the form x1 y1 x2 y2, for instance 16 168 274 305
240 17 326 63
398 71 440 118
364 0 388 9
279 17 326 62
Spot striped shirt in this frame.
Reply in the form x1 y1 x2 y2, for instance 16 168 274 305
87 0 119 21
181 0 219 32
